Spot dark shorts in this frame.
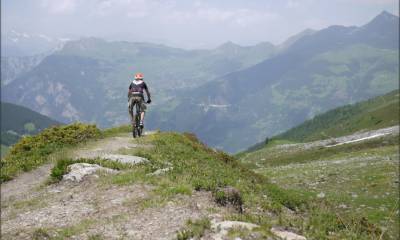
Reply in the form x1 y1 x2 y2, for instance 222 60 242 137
128 96 146 114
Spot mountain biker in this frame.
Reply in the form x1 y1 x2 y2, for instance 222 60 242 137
128 73 151 128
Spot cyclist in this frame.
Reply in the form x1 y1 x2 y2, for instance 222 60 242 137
128 73 151 128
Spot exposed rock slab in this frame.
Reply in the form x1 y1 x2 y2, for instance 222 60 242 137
271 227 307 240
210 220 259 240
63 163 117 182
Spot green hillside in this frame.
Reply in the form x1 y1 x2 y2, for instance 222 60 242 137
1 102 61 147
273 90 399 142
240 133 398 239
237 91 399 239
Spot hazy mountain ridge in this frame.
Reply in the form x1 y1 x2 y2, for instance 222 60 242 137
1 54 46 86
2 38 277 126
1 30 70 57
148 11 399 152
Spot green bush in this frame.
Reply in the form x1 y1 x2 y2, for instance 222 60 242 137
1 123 101 182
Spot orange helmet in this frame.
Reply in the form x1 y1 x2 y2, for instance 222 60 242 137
134 73 144 80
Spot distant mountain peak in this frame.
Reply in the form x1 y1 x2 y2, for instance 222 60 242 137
365 10 399 26
378 10 396 18
217 41 241 50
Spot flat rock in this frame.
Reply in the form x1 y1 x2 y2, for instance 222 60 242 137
63 163 118 182
210 220 259 240
271 227 307 240
101 154 149 164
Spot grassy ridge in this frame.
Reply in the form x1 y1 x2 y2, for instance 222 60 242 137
3 121 392 238
96 131 387 239
274 90 399 143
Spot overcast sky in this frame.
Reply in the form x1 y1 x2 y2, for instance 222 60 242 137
2 0 399 48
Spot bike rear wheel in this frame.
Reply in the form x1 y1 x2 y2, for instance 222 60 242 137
132 122 137 138
134 113 141 138
131 100 144 138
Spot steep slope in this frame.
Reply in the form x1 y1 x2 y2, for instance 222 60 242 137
149 11 399 152
273 89 399 142
1 102 61 146
278 28 316 51
2 38 276 126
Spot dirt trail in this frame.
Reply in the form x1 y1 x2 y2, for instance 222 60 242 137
73 132 156 159
1 133 140 203
1 164 53 203
0 132 229 240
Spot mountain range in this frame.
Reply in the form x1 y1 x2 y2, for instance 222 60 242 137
2 37 276 126
1 11 398 152
1 30 70 57
148 11 399 152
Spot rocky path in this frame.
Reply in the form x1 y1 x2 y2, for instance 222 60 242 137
1 131 307 240
1 163 53 203
0 132 230 240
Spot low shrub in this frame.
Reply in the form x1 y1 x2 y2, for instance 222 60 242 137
213 186 243 213
1 123 101 182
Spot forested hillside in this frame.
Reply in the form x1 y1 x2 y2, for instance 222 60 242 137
1 102 61 147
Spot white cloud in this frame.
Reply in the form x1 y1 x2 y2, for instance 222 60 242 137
286 0 300 8
165 4 277 28
41 0 78 14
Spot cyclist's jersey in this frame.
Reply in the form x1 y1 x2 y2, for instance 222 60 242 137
128 80 150 98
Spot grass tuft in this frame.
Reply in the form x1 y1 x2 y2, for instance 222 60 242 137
176 218 211 240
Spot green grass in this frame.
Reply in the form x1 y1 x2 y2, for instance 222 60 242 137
244 134 398 168
101 124 132 137
1 123 101 182
243 135 399 239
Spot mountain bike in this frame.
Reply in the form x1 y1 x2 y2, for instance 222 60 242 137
131 100 144 138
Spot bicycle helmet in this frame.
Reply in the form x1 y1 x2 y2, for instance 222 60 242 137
134 73 144 80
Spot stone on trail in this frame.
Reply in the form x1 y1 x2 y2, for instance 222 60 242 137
101 154 149 164
63 163 118 182
210 220 259 240
271 227 307 240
